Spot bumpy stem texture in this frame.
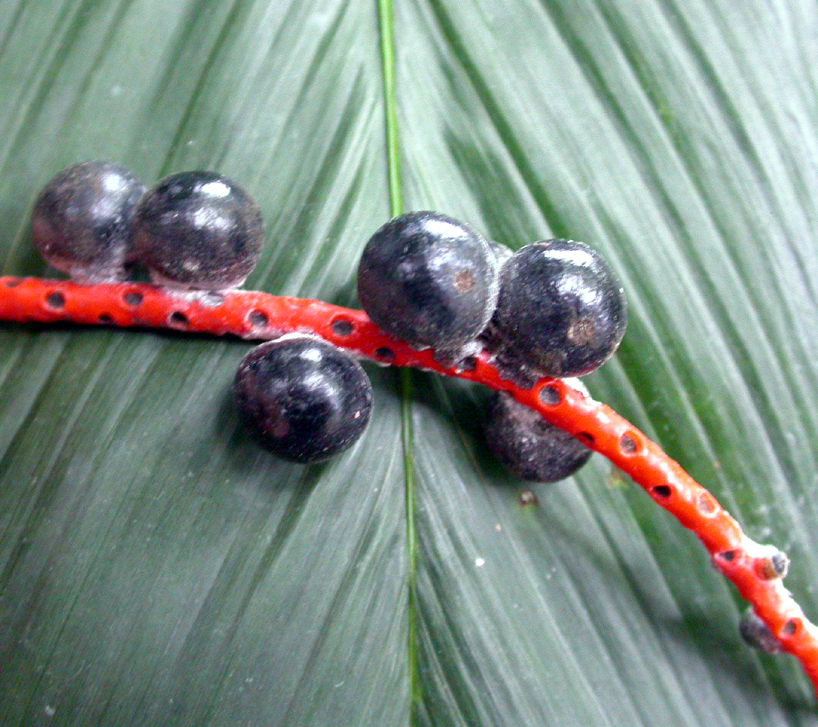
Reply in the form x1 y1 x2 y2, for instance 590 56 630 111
2 275 818 694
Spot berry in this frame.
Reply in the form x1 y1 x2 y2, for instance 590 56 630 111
233 336 373 463
132 171 264 290
357 211 499 353
31 160 145 283
492 240 627 377
738 607 781 654
484 391 592 482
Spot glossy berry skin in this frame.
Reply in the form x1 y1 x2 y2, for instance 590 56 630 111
492 240 627 377
357 211 499 352
233 336 373 464
31 160 145 283
132 171 263 290
484 391 592 482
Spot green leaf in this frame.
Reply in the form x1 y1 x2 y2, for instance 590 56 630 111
1 1 817 725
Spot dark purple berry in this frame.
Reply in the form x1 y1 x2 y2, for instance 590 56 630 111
492 240 627 377
357 211 499 352
132 171 263 290
484 391 592 482
739 607 781 654
233 336 373 463
31 160 145 283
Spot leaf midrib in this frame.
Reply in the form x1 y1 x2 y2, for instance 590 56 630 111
375 0 421 718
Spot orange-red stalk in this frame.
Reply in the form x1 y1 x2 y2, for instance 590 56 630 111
2 275 817 694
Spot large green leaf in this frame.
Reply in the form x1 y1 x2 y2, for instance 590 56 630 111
1 0 817 725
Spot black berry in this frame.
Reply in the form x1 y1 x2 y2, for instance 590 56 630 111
738 607 781 654
132 171 264 290
357 211 499 353
233 336 373 463
492 240 627 377
484 391 592 482
31 160 145 283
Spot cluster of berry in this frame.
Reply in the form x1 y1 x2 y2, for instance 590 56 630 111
33 161 371 464
18 163 818 689
33 160 263 289
32 162 627 477
358 210 627 481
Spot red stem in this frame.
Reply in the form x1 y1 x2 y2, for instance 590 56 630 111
2 275 818 694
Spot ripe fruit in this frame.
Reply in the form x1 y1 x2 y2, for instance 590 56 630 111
132 171 264 290
739 607 781 654
31 160 145 283
492 240 627 377
484 391 592 482
357 211 499 353
233 336 373 463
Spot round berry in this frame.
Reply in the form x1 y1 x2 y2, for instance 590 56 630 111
357 211 499 352
132 171 264 290
233 336 373 463
492 240 627 377
31 160 145 283
738 607 781 654
484 391 592 482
